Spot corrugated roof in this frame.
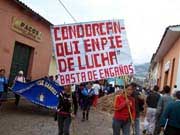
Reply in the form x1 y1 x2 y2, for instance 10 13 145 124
14 0 52 25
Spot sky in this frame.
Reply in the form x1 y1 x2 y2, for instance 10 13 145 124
21 0 180 64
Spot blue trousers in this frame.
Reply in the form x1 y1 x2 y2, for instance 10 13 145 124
112 118 131 135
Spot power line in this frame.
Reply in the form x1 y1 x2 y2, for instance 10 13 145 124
57 0 77 23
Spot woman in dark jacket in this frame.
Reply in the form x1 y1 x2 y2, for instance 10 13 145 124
56 85 78 135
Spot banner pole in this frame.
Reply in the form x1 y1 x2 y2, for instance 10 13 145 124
123 76 135 135
70 85 77 135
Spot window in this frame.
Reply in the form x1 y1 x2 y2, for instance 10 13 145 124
164 70 169 86
170 58 175 88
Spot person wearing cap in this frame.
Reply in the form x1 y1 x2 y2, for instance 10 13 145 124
160 91 180 135
14 70 26 106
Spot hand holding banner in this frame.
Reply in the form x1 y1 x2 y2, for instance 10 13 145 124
51 20 134 85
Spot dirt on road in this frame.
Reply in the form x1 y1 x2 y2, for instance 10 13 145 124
0 100 113 135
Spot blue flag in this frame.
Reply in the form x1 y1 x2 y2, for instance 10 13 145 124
12 78 63 109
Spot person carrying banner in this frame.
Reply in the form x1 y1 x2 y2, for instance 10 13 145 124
81 82 95 121
0 69 8 108
14 70 26 107
56 85 78 135
160 91 180 135
112 84 136 135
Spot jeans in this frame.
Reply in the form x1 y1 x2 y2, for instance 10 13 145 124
135 117 140 135
144 107 157 134
112 118 131 135
58 115 71 135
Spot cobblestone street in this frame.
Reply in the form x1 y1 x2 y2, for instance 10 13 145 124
0 100 113 135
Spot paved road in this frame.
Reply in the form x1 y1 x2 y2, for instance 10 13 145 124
0 100 113 135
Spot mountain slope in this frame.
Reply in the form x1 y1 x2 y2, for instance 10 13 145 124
134 63 150 79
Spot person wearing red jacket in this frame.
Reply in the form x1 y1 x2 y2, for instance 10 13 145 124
113 84 136 135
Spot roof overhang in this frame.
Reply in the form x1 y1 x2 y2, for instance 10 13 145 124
153 26 180 63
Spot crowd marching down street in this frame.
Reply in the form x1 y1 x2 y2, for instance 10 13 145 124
0 68 180 135
0 1 180 135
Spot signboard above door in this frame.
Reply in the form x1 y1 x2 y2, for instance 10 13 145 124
11 17 42 42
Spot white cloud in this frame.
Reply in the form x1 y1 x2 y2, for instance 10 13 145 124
21 0 180 64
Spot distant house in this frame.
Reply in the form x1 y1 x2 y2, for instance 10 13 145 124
0 0 55 84
150 25 180 93
148 54 159 88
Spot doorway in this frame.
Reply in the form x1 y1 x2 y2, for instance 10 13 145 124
9 41 32 85
170 58 175 88
164 70 169 86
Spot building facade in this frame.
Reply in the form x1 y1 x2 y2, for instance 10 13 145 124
0 0 53 84
148 57 159 89
48 55 58 76
150 25 180 92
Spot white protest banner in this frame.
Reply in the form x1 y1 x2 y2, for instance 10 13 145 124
51 20 135 85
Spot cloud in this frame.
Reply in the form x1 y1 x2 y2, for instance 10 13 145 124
21 0 180 64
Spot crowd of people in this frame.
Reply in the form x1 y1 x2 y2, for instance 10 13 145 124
53 77 180 135
113 83 180 135
0 69 180 135
143 85 180 135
